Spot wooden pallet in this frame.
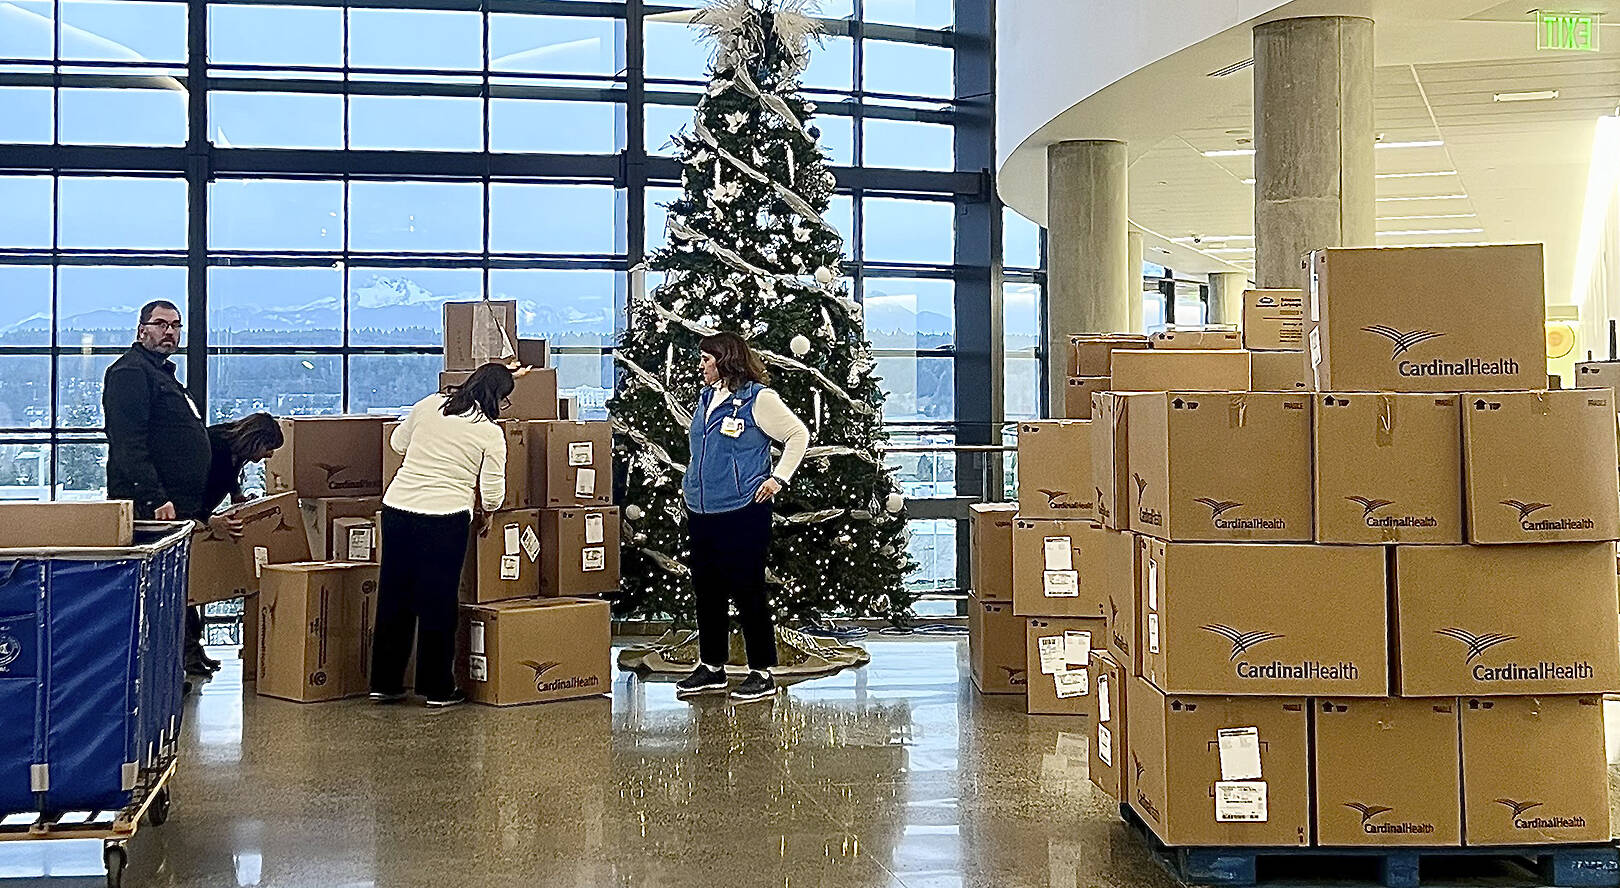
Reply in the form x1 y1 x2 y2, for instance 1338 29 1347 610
1120 804 1620 888
0 759 176 843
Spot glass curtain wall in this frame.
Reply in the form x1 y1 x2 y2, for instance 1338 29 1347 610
0 0 988 592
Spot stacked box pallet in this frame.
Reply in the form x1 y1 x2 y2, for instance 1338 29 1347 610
1087 242 1620 855
243 301 614 705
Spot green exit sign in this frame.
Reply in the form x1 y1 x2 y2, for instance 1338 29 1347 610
1538 11 1600 51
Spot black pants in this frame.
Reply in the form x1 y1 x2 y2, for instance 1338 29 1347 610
370 506 472 699
689 501 776 671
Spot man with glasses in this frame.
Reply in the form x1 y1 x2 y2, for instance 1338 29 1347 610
104 299 216 678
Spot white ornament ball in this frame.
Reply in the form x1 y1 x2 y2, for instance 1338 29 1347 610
789 334 812 357
625 505 644 521
885 493 905 514
814 267 834 285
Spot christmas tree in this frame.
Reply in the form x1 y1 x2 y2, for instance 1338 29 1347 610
609 0 917 627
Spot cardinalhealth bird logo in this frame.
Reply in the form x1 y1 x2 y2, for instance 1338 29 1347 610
1133 474 1148 498
1363 325 1445 358
1501 500 1552 523
1201 624 1285 660
1435 627 1517 662
1345 802 1394 825
1496 799 1543 820
1195 498 1243 520
1347 496 1395 519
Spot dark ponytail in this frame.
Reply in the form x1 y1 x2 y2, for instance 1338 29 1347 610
442 363 515 422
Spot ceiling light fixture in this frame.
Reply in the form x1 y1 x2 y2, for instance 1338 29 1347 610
1201 148 1256 157
1240 178 1256 185
1375 171 1457 179
1377 228 1486 236
1494 89 1559 103
1375 139 1445 150
1376 213 1477 221
1376 194 1469 202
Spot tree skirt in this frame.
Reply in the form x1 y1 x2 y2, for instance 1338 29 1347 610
617 626 870 678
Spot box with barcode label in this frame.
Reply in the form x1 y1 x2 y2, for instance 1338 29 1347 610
539 506 620 598
1087 651 1127 801
526 421 613 508
457 597 611 706
1024 616 1104 716
1011 518 1109 619
1126 676 1309 847
459 508 542 604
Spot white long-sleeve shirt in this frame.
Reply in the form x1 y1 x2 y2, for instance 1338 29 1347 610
706 383 811 481
383 394 507 516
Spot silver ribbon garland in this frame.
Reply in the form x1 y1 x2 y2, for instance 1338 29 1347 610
692 117 830 230
613 351 695 429
611 416 688 474
663 221 862 319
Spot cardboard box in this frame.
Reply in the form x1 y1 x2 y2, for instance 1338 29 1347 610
255 562 379 703
1460 695 1610 845
527 421 613 508
968 503 1018 603
444 299 518 372
266 416 389 499
1150 329 1241 350
1016 420 1094 520
1574 360 1620 403
968 592 1026 695
1313 698 1462 846
1109 349 1250 393
1462 390 1620 544
539 506 620 598
1087 651 1127 801
1140 539 1387 696
1249 351 1309 392
1068 334 1151 378
459 597 611 706
497 421 537 510
1307 245 1546 392
440 367 558 422
517 337 549 368
1024 616 1105 716
1012 518 1108 619
188 523 254 606
1091 392 1158 532
1063 376 1110 419
1391 543 1620 696
1314 393 1463 545
1242 289 1305 352
0 501 133 549
331 516 378 563
300 496 384 560
1091 527 1137 673
382 421 404 494
233 492 312 585
1127 392 1313 542
462 508 543 604
1127 678 1310 847
241 592 258 678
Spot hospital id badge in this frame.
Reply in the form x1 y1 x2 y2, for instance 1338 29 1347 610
720 417 745 438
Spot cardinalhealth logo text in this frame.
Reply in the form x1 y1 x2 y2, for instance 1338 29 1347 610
1344 802 1436 835
1496 798 1587 832
1195 497 1286 531
1362 326 1519 379
1201 624 1361 681
1436 628 1595 682
1347 496 1438 529
1500 499 1595 533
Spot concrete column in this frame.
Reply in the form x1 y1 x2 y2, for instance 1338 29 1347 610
1208 272 1248 326
1127 230 1145 333
1046 140 1130 405
1253 16 1375 289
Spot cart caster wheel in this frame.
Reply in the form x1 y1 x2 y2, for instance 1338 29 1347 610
104 845 127 888
148 787 171 826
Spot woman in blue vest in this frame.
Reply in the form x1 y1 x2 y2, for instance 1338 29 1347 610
675 331 810 703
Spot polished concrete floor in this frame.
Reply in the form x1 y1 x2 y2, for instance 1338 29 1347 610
4 639 1620 887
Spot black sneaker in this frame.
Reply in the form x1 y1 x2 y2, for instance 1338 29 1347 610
200 653 223 671
729 672 777 703
369 690 408 705
674 665 729 696
184 659 214 678
424 690 467 709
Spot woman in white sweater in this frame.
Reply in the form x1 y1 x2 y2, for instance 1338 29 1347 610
369 362 513 708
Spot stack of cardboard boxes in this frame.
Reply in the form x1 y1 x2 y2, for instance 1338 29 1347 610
208 299 614 706
977 243 1620 850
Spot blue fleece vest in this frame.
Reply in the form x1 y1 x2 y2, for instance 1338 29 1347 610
683 382 773 515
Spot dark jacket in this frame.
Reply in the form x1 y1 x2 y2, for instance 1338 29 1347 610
103 344 211 520
200 425 246 518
